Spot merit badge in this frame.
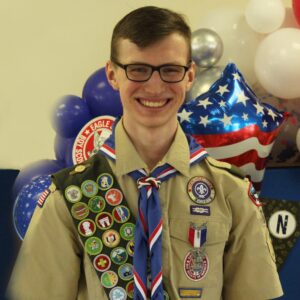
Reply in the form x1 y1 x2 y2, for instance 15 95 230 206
120 223 135 241
190 205 211 216
126 281 134 299
113 206 130 223
101 270 119 289
71 202 89 220
85 236 103 256
126 240 135 257
96 212 114 230
189 223 207 248
81 180 98 198
37 189 50 208
184 249 209 281
72 115 115 165
187 177 215 205
97 173 114 191
88 196 106 213
248 182 262 207
94 254 111 272
78 219 96 237
110 247 128 265
105 188 123 206
178 288 203 298
65 185 82 203
102 230 121 248
118 263 134 281
109 286 127 300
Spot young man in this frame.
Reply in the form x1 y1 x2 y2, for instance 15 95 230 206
9 6 283 300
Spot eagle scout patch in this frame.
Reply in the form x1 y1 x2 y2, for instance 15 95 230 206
189 223 207 248
248 182 262 206
72 115 115 165
178 288 203 298
187 177 215 205
37 189 50 208
184 249 209 281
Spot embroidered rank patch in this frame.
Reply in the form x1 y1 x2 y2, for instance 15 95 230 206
187 177 215 205
184 249 209 281
190 205 211 216
37 189 50 208
178 288 203 298
248 182 263 207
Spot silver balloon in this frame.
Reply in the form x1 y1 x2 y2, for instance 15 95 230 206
191 28 224 68
185 66 224 102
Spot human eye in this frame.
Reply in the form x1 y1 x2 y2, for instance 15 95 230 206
127 65 149 74
162 65 183 74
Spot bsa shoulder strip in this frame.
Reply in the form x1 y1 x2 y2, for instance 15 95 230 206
205 156 245 179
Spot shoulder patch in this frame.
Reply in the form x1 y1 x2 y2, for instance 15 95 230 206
37 189 51 208
205 156 245 179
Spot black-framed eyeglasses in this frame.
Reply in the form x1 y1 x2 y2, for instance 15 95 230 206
112 60 191 83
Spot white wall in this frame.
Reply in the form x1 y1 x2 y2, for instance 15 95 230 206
0 0 291 169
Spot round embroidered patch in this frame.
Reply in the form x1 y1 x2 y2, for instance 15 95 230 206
85 236 103 256
184 250 209 281
105 188 123 206
187 176 215 205
71 202 89 220
88 196 106 213
126 281 134 299
126 240 134 257
78 219 96 237
94 254 111 272
120 223 135 241
118 263 133 281
96 212 114 230
102 229 121 248
101 271 119 289
65 185 82 203
109 286 127 300
81 180 98 198
110 247 128 265
112 205 130 223
97 173 114 190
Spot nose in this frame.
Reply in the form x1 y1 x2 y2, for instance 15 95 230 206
143 70 166 93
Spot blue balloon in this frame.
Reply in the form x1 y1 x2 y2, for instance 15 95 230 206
51 95 92 138
82 68 123 117
13 175 52 240
13 159 63 199
54 134 75 167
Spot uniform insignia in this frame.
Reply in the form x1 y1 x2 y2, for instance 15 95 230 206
81 179 98 197
109 286 127 300
71 202 89 220
187 177 215 205
110 247 128 265
85 236 103 256
126 240 135 257
113 205 130 223
37 189 50 208
102 229 121 248
78 219 96 237
105 188 123 206
118 263 134 281
184 249 209 281
96 212 114 230
88 195 106 213
65 185 82 203
120 223 135 240
178 288 203 298
94 254 111 272
189 223 207 248
248 182 262 207
126 281 134 298
190 205 210 216
101 270 119 288
97 173 114 190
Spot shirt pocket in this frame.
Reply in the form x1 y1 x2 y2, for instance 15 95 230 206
168 218 230 290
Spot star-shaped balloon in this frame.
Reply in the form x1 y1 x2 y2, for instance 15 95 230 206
179 63 288 190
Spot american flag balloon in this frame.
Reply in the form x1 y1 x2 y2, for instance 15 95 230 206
178 63 288 190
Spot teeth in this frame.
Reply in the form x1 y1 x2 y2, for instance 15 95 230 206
139 99 168 108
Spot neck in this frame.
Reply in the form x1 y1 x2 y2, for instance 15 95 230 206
122 119 178 171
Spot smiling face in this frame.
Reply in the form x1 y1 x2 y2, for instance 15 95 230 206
106 33 195 132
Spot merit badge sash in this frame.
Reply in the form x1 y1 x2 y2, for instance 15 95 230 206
52 154 137 299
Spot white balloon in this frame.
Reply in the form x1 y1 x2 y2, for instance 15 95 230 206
255 28 300 99
297 128 300 152
197 8 262 84
245 0 285 34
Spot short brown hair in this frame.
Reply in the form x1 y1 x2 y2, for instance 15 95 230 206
110 6 191 62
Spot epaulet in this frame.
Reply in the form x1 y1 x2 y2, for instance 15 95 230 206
205 156 245 179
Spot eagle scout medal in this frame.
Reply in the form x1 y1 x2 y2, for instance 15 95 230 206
109 286 127 300
184 249 209 281
188 223 207 248
72 115 115 164
187 177 215 204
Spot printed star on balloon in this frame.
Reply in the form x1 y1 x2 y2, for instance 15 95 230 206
178 63 288 190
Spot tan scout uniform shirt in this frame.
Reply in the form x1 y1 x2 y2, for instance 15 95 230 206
9 121 283 300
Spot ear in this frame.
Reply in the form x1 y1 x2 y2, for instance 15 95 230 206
105 60 119 90
185 61 196 92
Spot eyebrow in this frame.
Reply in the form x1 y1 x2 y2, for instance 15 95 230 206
123 61 187 66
